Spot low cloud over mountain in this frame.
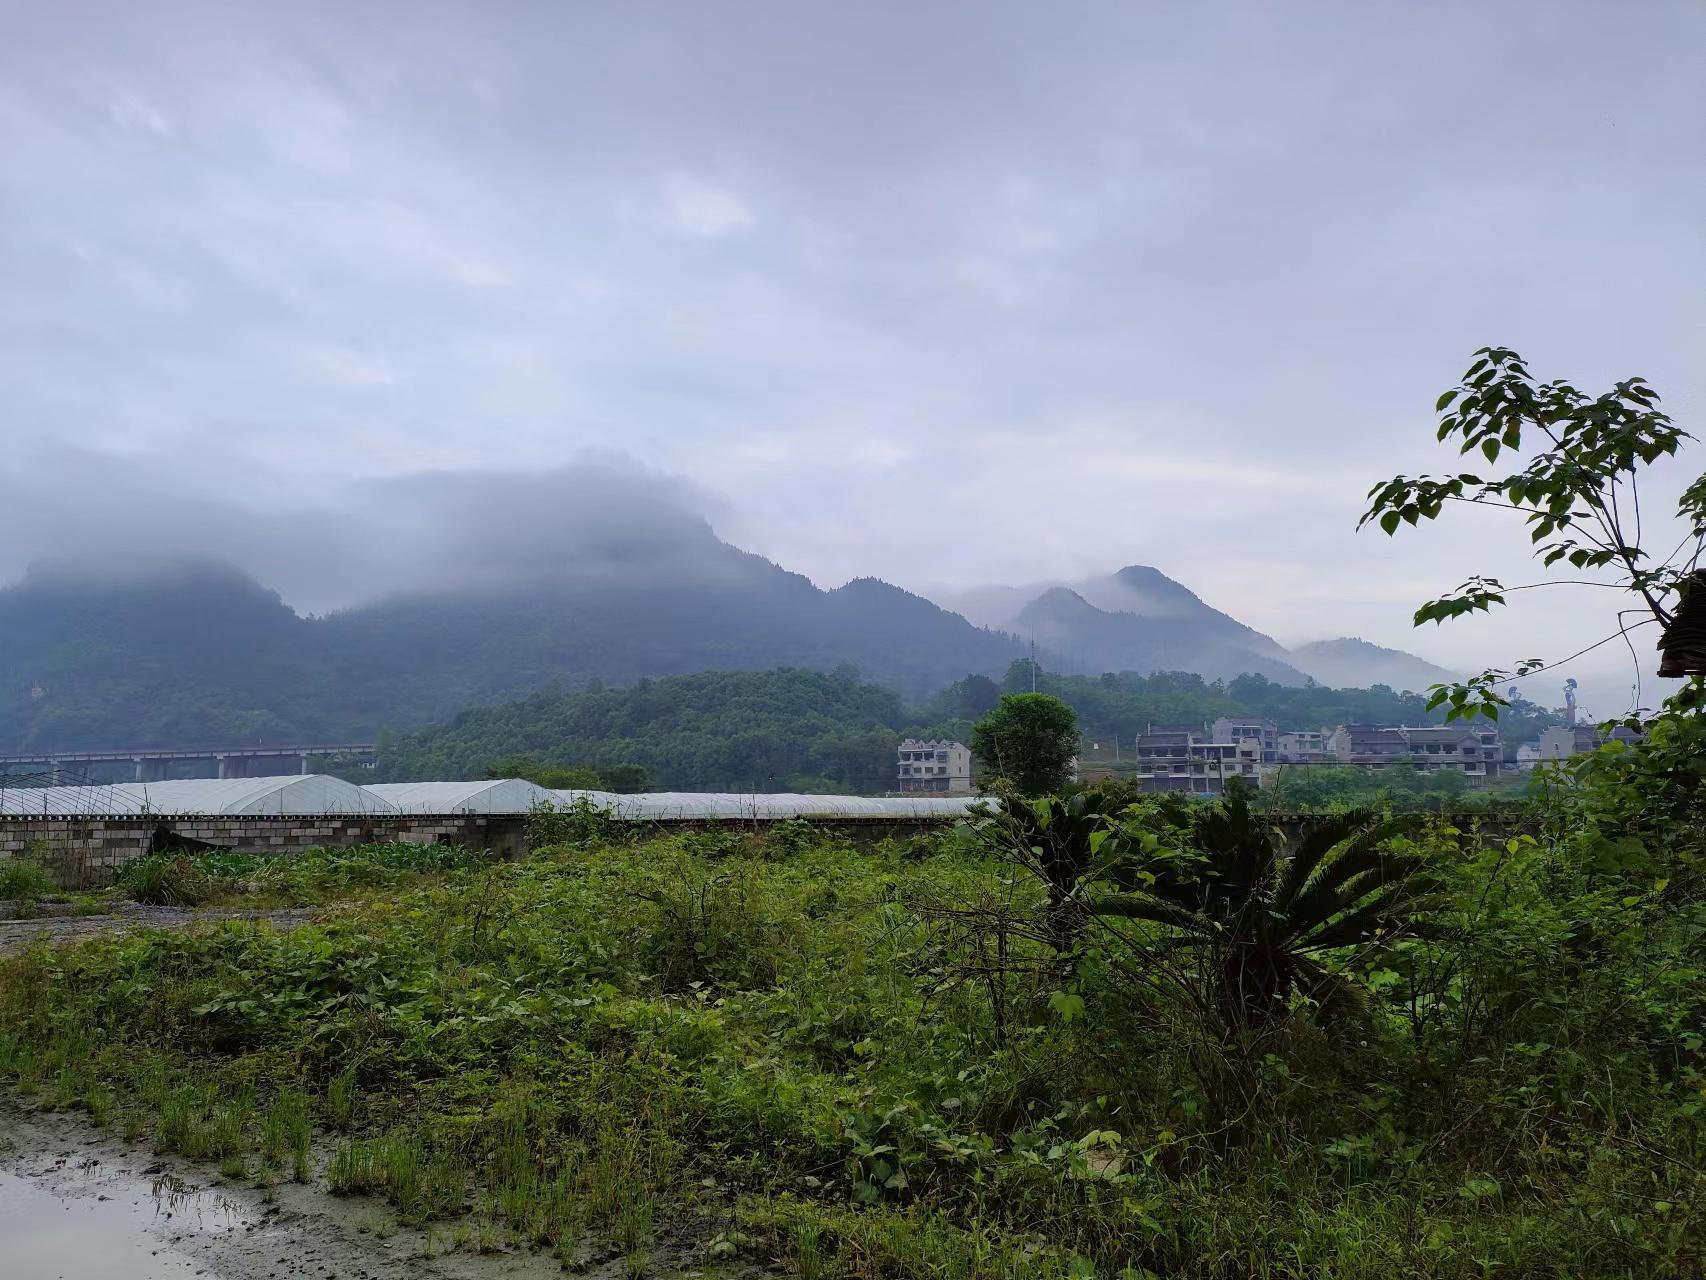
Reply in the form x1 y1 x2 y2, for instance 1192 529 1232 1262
2 456 1460 751
936 567 1452 693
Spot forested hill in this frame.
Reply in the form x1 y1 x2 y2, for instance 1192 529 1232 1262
370 668 910 792
370 663 1564 793
0 556 1027 750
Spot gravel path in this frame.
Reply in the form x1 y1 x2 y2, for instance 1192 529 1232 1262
0 904 320 955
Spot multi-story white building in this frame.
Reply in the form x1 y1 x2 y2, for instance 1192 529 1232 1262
1211 716 1279 764
1277 729 1330 762
1327 723 1502 778
897 739 973 795
1134 723 1261 795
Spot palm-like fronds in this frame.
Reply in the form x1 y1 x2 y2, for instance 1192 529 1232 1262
970 787 1138 946
1096 793 1432 1028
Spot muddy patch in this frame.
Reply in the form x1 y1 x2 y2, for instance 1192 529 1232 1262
0 1103 603 1280
0 1165 212 1278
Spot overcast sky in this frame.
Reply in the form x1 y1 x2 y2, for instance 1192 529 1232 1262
3 1 1703 710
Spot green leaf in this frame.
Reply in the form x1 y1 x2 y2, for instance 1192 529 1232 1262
1048 990 1086 1024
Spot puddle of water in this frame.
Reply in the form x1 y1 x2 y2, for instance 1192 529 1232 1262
0 1166 227 1279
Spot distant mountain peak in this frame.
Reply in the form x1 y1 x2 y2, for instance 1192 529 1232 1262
1110 564 1205 605
927 564 1454 691
1022 586 1097 615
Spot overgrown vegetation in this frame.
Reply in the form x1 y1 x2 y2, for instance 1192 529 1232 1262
113 842 488 908
1256 760 1534 810
1 773 1700 1276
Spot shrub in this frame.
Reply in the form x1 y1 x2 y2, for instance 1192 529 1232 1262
115 853 212 906
635 861 781 992
0 859 57 904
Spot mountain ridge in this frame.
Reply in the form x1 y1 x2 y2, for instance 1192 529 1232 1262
3 542 1450 751
932 565 1451 693
0 552 1031 750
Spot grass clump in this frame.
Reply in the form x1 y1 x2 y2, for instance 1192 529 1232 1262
0 859 58 906
115 854 212 906
261 1087 314 1181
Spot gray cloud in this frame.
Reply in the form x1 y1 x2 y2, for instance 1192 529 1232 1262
2 0 1702 703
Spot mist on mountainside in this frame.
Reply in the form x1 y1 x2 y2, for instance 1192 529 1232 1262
933 565 1452 692
0 458 1046 749
17 448 1655 761
0 451 744 613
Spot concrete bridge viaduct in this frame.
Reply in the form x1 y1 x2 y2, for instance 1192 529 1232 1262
0 744 377 783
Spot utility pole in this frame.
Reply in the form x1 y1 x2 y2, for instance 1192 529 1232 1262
1029 640 1037 692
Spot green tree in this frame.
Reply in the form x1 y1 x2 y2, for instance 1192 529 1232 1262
970 692 1078 795
599 762 651 793
487 755 603 789
485 754 649 792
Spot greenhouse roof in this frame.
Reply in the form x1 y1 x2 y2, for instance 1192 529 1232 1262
0 783 142 816
116 775 397 816
365 779 557 814
1 777 987 821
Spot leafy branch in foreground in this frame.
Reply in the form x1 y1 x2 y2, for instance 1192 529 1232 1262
1361 346 1706 716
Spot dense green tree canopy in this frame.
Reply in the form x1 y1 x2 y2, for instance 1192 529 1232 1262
371 668 909 792
970 692 1079 795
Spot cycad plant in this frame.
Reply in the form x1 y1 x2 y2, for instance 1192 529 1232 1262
969 787 1140 947
1100 793 1439 1030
